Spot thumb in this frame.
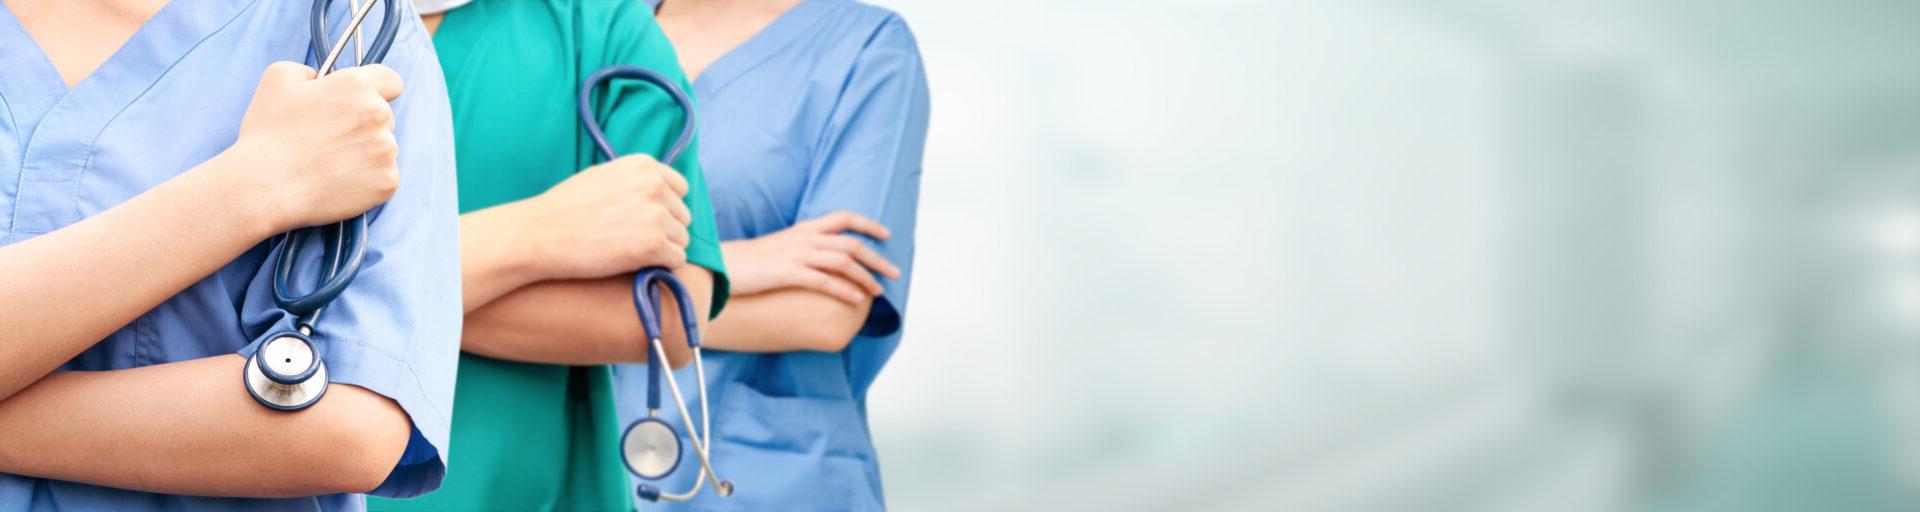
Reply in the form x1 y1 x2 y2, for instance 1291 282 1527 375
259 61 318 87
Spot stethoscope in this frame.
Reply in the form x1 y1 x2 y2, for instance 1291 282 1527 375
579 66 735 503
243 0 396 412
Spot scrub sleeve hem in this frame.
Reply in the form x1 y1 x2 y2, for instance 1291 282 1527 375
238 327 451 499
688 233 729 318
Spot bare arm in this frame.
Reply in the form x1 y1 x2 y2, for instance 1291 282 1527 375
706 288 871 353
462 266 712 368
0 159 272 401
458 201 545 313
0 61 406 403
455 152 707 366
0 355 411 497
694 213 902 353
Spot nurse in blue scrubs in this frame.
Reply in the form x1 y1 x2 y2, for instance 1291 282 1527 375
616 0 928 509
0 1 460 509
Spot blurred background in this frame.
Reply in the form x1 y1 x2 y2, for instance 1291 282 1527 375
860 0 1920 510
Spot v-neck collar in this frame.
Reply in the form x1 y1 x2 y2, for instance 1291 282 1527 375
671 0 834 99
0 0 253 164
0 0 254 237
425 0 497 96
0 6 69 146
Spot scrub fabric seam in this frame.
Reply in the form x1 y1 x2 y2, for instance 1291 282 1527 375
134 310 156 366
0 4 59 237
67 0 263 227
829 48 917 208
693 0 833 100
805 38 922 331
435 0 501 97
0 94 10 240
317 333 450 426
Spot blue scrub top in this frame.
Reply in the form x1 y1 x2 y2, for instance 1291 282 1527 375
0 1 460 510
615 1 928 510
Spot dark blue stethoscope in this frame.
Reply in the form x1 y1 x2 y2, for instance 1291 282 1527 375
244 0 396 412
580 66 735 503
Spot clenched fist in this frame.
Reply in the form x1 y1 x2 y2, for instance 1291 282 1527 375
514 155 694 280
219 61 405 233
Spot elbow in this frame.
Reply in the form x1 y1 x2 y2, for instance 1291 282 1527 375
785 292 874 353
311 387 413 494
323 431 404 494
796 313 866 353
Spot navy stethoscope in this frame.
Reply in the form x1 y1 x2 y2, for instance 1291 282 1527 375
244 0 395 411
580 66 736 503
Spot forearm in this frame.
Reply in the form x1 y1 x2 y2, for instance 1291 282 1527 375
458 202 546 313
0 355 411 497
706 288 872 353
462 265 712 367
0 155 274 400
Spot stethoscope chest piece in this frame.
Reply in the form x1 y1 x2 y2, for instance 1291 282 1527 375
622 417 683 480
244 333 330 411
238 0 395 413
583 69 732 502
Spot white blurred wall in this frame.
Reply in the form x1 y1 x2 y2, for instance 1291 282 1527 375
861 1 1920 510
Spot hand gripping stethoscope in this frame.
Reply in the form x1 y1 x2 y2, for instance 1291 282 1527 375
243 0 397 412
579 66 735 503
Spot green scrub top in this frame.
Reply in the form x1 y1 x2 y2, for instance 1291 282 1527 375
368 1 726 510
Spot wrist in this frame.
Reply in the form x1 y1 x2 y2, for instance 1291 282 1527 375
718 239 766 294
190 149 283 240
468 200 549 283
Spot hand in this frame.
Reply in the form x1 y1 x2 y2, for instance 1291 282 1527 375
722 211 901 304
218 62 405 234
513 155 693 280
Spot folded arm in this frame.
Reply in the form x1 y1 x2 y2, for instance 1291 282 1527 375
456 155 713 368
0 355 411 497
461 266 712 368
697 216 901 353
0 61 411 402
0 157 274 401
705 288 871 353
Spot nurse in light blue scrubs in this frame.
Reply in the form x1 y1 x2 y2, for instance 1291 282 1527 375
617 0 928 509
0 1 459 510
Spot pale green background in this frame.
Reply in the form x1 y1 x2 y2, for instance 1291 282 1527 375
863 1 1920 510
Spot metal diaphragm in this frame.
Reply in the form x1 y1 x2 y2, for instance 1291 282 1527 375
244 347 329 411
622 418 682 480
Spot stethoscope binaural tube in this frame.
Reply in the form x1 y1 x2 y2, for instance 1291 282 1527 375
580 66 733 502
244 0 398 413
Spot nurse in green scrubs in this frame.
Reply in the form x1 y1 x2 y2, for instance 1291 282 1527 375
371 0 727 510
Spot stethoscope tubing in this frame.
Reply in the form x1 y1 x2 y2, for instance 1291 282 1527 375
578 66 698 164
584 66 730 501
631 271 727 500
271 0 397 328
246 0 397 413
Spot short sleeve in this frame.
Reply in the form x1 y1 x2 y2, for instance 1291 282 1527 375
580 1 730 316
794 16 930 337
235 3 463 499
